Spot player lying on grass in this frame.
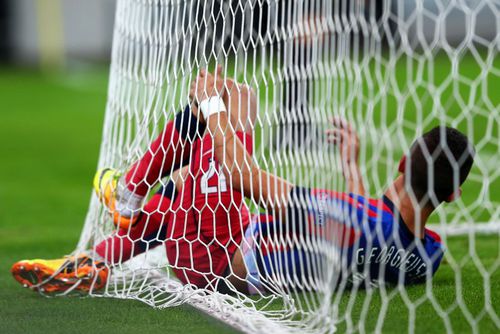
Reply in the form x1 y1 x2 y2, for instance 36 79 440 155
179 68 476 291
11 67 475 294
11 73 258 293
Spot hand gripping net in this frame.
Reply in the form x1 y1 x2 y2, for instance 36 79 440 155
66 1 499 333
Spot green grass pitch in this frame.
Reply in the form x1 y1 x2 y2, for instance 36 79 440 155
0 64 498 333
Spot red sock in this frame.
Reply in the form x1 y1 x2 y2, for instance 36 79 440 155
95 192 174 264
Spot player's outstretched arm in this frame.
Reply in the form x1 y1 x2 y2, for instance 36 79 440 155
190 68 293 216
326 118 366 196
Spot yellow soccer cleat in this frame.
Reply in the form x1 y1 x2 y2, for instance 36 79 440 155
93 168 139 229
11 255 109 293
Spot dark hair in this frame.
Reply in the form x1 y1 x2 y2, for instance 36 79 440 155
406 126 475 204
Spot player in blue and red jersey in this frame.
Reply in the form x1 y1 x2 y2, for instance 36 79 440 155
187 68 475 292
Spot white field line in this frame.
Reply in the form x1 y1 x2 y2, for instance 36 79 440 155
427 221 500 236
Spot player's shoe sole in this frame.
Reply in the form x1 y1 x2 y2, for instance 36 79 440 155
94 168 138 229
11 256 109 293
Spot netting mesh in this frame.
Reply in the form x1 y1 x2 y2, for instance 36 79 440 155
70 0 500 332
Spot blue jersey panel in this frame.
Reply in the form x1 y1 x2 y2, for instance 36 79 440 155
309 190 445 285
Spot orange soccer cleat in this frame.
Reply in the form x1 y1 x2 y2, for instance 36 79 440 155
93 168 140 229
11 255 109 293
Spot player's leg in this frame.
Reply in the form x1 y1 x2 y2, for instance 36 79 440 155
10 186 176 292
11 169 186 293
10 189 172 293
95 165 187 264
94 179 178 264
124 105 203 196
95 105 204 228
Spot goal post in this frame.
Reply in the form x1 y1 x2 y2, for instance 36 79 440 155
72 0 499 332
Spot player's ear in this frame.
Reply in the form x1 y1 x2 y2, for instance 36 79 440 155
398 155 406 174
445 188 462 202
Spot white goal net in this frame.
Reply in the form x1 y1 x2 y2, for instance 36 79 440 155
70 0 500 333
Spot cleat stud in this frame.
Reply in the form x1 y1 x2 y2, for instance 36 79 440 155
23 284 28 288
34 267 39 272
20 266 24 270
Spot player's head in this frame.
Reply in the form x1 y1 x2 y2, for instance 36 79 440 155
398 126 475 207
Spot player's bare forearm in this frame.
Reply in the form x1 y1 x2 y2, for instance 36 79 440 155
326 117 366 197
344 162 366 196
207 112 293 213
